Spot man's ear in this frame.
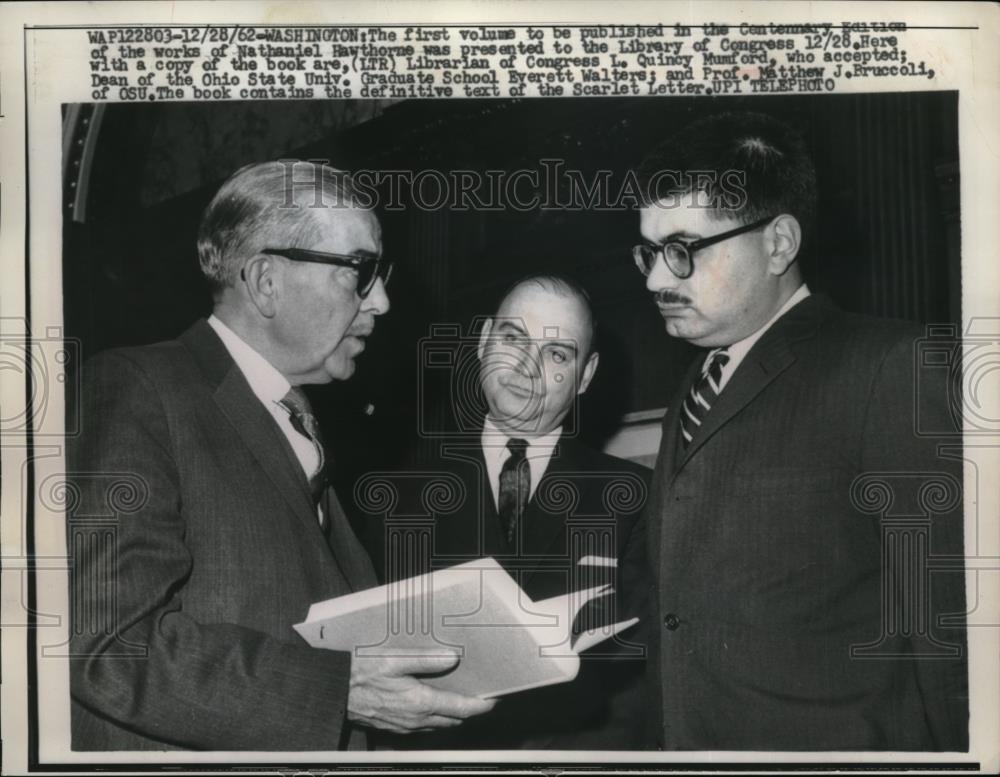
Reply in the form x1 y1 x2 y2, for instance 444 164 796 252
767 214 802 277
577 351 599 396
241 255 279 318
477 318 494 360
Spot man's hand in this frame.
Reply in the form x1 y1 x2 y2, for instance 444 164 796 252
347 650 496 733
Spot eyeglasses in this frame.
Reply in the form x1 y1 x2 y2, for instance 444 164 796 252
632 215 776 280
260 247 393 298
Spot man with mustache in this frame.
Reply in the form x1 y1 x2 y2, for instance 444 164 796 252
376 275 649 749
68 160 494 751
626 112 968 750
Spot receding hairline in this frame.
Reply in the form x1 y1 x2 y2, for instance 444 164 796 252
295 202 381 242
500 276 589 313
495 275 597 355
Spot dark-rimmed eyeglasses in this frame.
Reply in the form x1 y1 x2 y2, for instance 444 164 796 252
632 215 776 280
260 248 393 298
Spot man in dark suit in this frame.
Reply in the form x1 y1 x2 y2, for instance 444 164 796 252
624 111 968 750
68 160 494 751
372 275 650 749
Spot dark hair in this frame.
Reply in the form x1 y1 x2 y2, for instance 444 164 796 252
496 273 597 357
196 160 366 294
637 111 817 246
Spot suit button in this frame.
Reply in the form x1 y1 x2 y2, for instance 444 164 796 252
663 613 680 630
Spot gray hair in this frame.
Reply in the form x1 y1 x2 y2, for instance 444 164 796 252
196 159 365 293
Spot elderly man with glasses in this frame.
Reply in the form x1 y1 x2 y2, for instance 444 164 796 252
68 160 494 752
621 112 968 751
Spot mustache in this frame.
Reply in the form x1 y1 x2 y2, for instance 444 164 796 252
654 289 692 305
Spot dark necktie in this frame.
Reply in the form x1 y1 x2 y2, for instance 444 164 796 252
680 348 730 449
497 438 530 549
279 386 327 508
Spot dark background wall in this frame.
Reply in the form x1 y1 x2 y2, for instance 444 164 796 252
62 92 961 505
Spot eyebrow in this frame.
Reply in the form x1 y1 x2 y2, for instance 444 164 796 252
543 340 578 355
641 230 700 247
494 320 530 338
493 322 579 354
663 230 702 242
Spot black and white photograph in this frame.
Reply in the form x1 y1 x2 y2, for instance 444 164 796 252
1 1 997 774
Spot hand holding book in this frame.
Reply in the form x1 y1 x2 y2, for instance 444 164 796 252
296 558 639 704
346 650 496 733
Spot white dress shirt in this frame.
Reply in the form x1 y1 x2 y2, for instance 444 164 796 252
709 284 812 391
208 315 324 521
481 417 563 508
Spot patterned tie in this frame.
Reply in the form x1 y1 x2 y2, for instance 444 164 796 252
680 348 730 449
497 438 530 549
279 387 327 508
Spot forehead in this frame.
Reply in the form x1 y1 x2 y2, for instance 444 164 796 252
639 192 737 241
307 207 381 253
495 285 589 344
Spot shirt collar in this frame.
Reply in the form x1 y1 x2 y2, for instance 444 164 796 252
716 284 811 371
481 415 563 454
208 314 291 406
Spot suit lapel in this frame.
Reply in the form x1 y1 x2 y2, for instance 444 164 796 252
181 321 323 541
477 446 507 557
519 437 579 586
675 338 797 469
322 489 371 592
439 441 505 559
673 294 832 474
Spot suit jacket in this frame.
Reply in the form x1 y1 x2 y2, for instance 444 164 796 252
363 433 651 749
621 295 968 750
68 319 378 751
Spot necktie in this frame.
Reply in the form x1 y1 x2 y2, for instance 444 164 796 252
497 438 530 549
279 387 327 508
680 348 730 449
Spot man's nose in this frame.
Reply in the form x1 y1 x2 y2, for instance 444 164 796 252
362 277 390 315
512 343 542 378
645 253 678 294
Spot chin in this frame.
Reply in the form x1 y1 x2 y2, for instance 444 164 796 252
486 401 535 433
497 395 542 423
665 319 708 345
323 357 356 382
664 319 691 339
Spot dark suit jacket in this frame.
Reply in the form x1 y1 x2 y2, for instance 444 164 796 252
622 295 968 750
362 433 651 749
68 320 378 751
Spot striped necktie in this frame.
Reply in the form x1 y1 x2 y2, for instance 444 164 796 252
279 387 327 507
680 348 730 449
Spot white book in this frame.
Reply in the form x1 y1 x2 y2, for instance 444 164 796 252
294 557 638 698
